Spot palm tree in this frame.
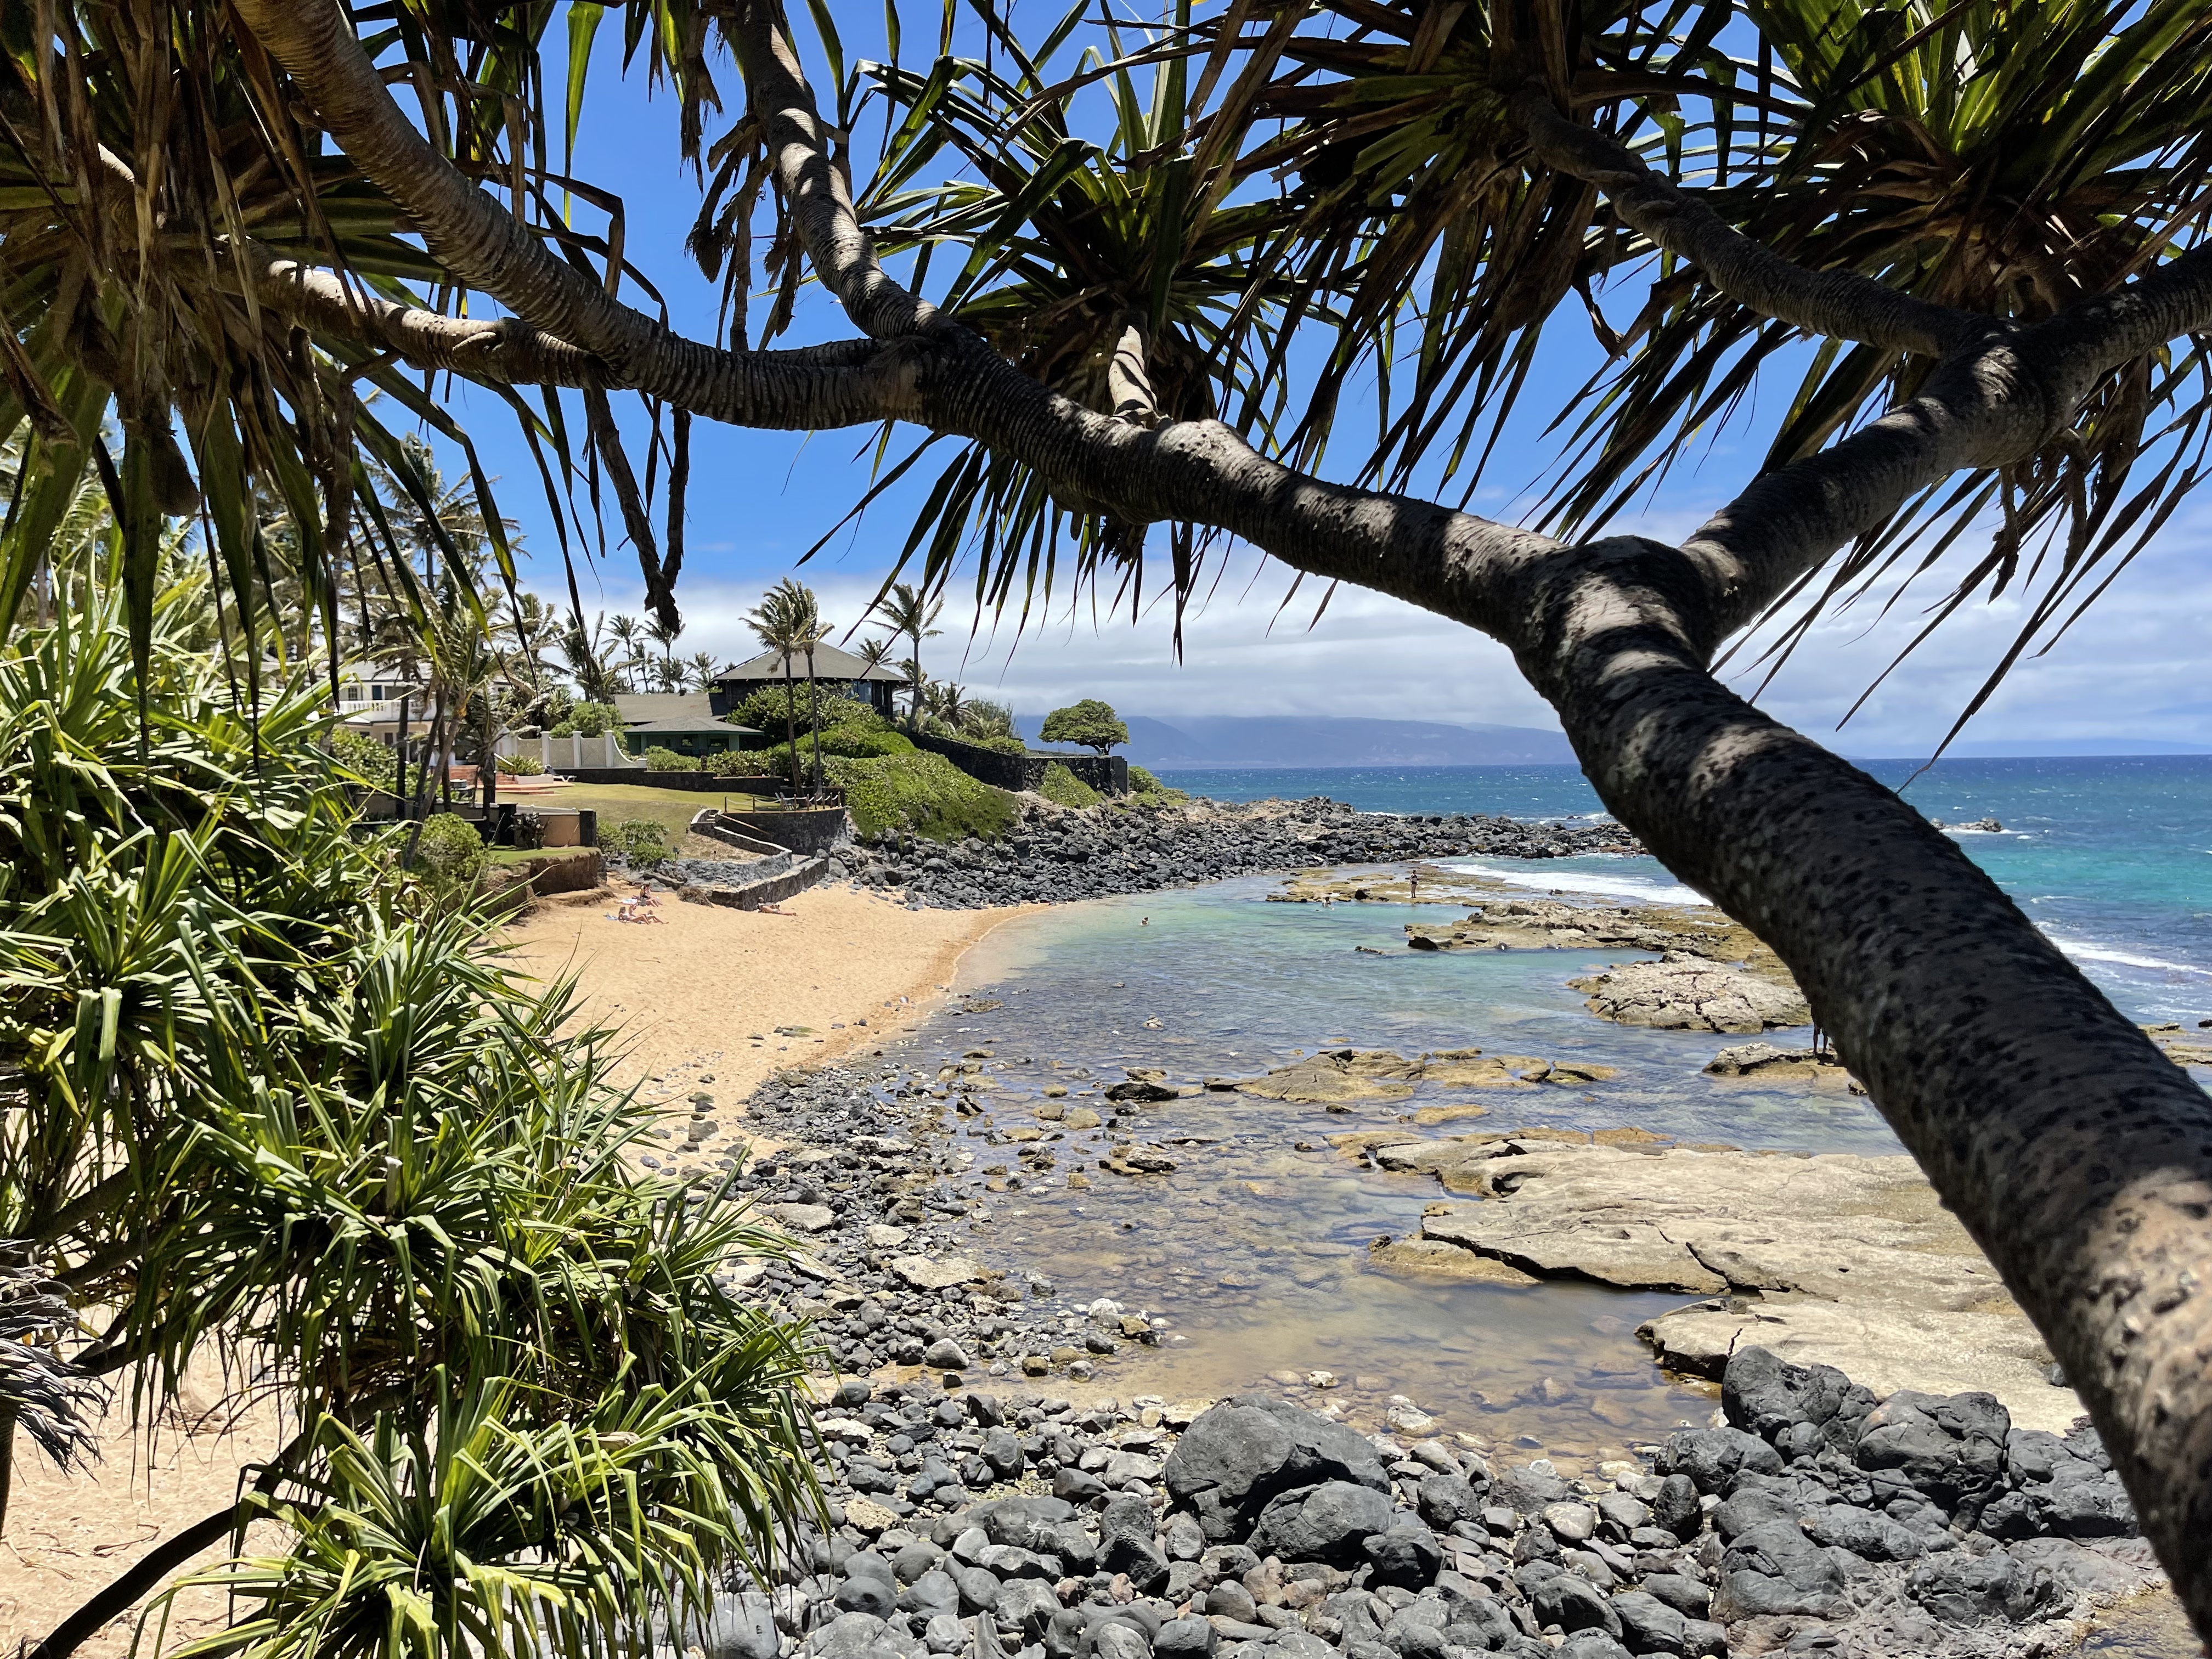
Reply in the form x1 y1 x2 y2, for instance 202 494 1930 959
557 614 618 707
743 580 826 788
927 680 969 732
686 649 723 691
605 613 647 694
646 614 685 681
499 592 563 678
876 584 941 730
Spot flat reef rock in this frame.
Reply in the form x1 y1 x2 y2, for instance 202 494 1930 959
1232 1046 1616 1105
1378 1135 2080 1431
1570 953 1811 1032
1705 1040 1864 1090
1401 891 1764 959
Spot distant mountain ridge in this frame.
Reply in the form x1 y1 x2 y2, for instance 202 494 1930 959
1011 714 2212 768
1015 713 1578 768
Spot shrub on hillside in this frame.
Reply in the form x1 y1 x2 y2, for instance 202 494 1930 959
603 819 670 864
548 701 620 737
644 745 699 771
1128 764 1186 801
330 729 394 781
1039 761 1101 809
828 751 1014 844
415 810 488 893
732 684 882 738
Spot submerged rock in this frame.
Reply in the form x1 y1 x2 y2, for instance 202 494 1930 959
1569 956 1810 1032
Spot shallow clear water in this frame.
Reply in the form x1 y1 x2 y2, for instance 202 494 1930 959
866 760 2210 1652
1159 757 2212 1025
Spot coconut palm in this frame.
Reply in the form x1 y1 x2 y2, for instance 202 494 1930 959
876 585 943 731
744 579 830 788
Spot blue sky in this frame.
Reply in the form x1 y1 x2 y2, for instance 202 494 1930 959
427 11 2212 753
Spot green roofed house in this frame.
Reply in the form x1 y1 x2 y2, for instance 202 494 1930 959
710 642 902 718
608 693 762 760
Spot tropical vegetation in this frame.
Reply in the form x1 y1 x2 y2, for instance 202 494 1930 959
829 749 1017 844
7 0 2212 1626
1039 702 1131 757
0 568 817 1656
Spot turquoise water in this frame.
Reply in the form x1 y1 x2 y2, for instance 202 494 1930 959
1158 757 2212 1026
884 759 2207 1649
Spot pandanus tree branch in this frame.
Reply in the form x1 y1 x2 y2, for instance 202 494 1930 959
225 0 2212 1630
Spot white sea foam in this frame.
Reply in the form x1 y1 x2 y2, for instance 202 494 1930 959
2047 935 2212 975
1442 860 1712 907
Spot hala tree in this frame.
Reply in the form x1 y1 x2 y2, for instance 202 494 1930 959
1039 700 1131 757
8 0 2212 1629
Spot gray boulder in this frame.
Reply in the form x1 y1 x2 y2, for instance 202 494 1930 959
1607 1590 1686 1656
1638 1575 1709 1619
1712 1520 1849 1620
969 1494 1078 1550
1092 1623 1153 1659
835 1576 897 1618
949 1564 1001 1614
1489 1464 1572 1515
1650 1474 1701 1539
1801 1502 1926 1561
1555 1633 1633 1659
1098 1492 1171 1591
1251 1481 1396 1564
896 1570 961 1622
1656 1428 1782 1497
994 1578 1062 1639
1530 1575 1620 1639
1854 1389 2009 1516
1164 1396 1391 1541
1363 1524 1443 1589
1721 1346 1876 1454
1416 1473 1486 1531
678 1590 781 1659
1711 1487 1796 1541
1153 1618 1217 1659
1909 1549 2062 1625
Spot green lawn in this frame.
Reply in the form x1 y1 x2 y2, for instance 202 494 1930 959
501 781 774 840
487 844 601 868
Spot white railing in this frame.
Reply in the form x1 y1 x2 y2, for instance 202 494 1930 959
491 731 644 771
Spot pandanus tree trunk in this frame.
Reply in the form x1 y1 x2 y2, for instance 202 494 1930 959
222 0 2212 1624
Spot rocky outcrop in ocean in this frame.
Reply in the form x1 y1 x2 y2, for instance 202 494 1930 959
823 798 1638 911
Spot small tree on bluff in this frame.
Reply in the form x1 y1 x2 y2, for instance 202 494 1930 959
1040 701 1129 757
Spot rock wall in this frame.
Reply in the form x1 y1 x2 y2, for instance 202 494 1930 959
909 730 1130 797
850 797 1639 909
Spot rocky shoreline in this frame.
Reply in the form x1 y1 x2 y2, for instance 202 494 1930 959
673 1068 2167 1659
767 797 1637 911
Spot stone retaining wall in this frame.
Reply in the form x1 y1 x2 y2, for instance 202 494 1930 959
678 856 831 911
909 730 1127 795
720 804 850 855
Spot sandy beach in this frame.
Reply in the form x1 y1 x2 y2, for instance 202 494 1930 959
0 878 1024 1657
498 877 1028 1114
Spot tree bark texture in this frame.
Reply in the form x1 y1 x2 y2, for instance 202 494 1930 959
228 0 2212 1630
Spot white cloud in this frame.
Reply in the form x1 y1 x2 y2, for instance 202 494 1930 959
524 499 2212 748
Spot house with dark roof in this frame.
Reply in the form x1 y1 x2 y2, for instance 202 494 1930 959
607 692 761 760
710 642 902 718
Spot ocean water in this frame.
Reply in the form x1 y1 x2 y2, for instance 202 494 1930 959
1158 757 2212 1026
867 757 2208 1651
